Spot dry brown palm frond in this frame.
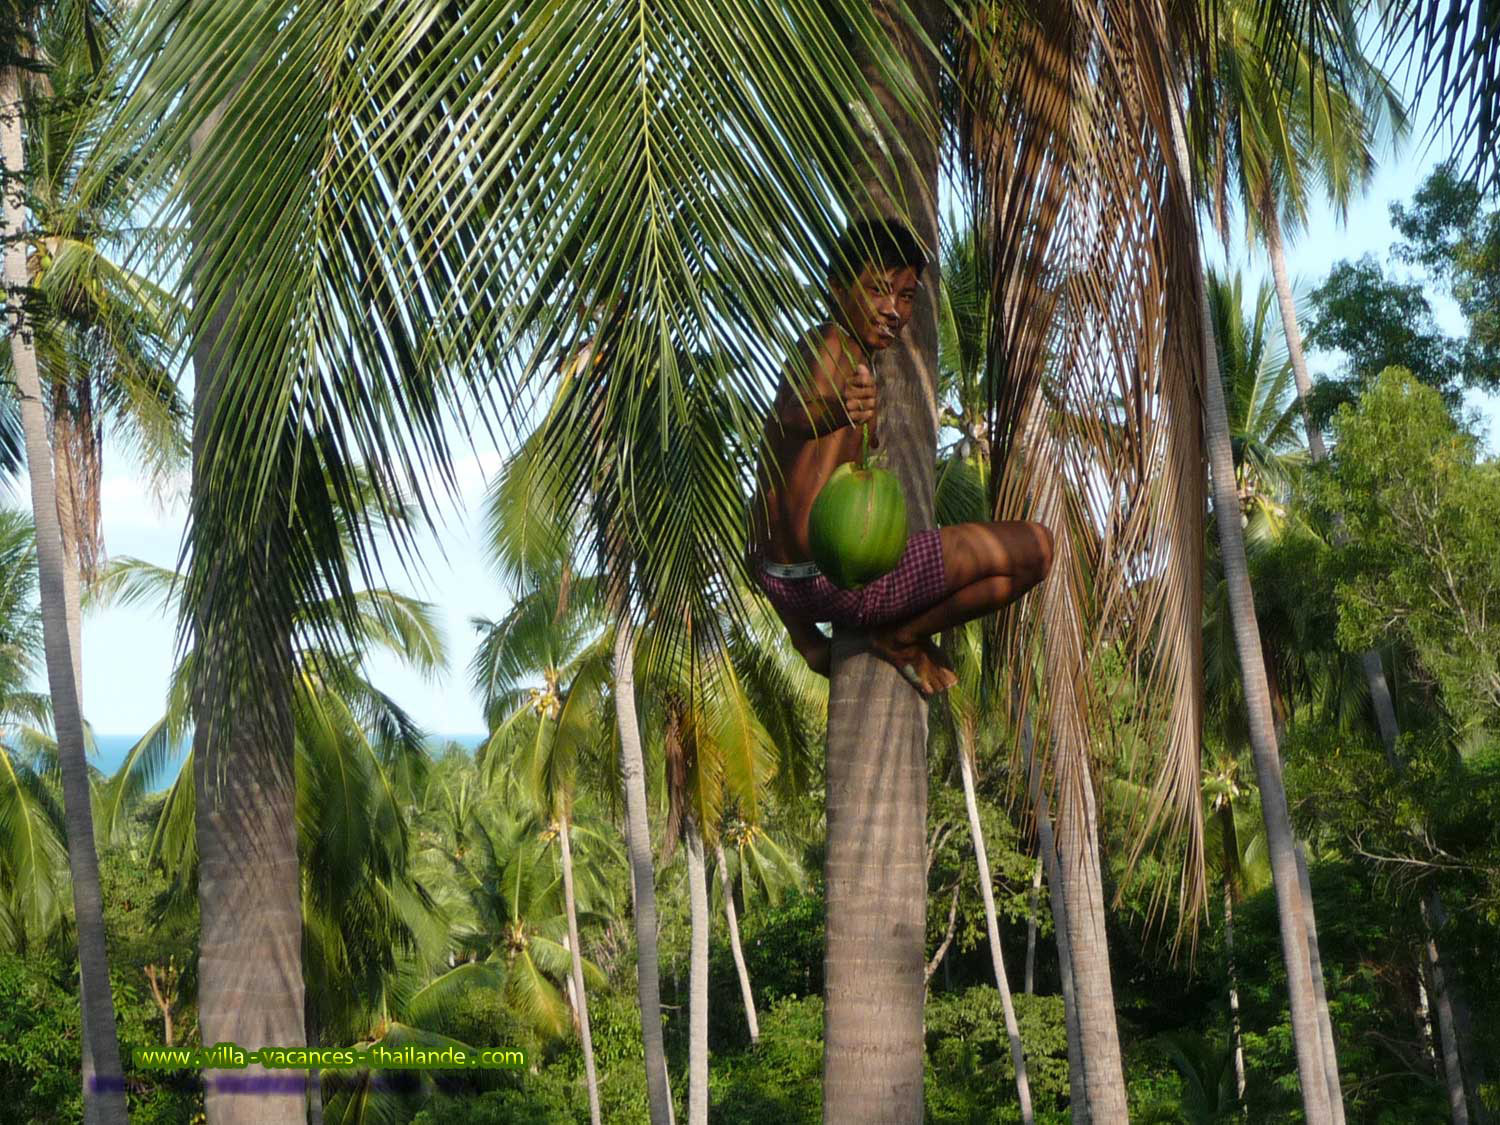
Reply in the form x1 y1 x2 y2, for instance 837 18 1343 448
955 0 1209 942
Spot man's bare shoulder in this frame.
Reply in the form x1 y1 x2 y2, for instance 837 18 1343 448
782 322 848 388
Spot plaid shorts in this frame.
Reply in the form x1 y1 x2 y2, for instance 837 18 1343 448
754 528 947 629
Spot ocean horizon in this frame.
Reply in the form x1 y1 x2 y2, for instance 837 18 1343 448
88 732 489 794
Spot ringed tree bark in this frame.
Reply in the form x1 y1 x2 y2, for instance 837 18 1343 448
186 103 307 1125
1 63 128 1125
821 1 943 1119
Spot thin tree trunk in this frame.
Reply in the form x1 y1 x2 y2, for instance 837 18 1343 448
1169 89 1333 1124
822 2 941 1118
1024 857 1041 995
1424 892 1484 1125
51 411 84 707
1027 734 1084 1116
1426 920 1471 1125
1274 205 1491 1125
686 825 710 1125
1296 844 1346 1123
1 66 128 1125
1054 750 1128 1122
924 883 960 986
1264 213 1328 463
560 815 602 1125
714 840 759 1045
958 735 1033 1123
612 606 673 1125
187 102 305 1125
1417 958 1437 1071
1226 889 1246 1112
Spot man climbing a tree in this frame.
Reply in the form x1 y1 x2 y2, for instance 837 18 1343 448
747 218 1055 695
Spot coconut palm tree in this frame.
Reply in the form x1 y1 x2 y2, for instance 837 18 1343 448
1167 85 1336 1119
9 0 187 707
1195 0 1405 465
1204 750 1270 1109
470 573 614 1125
1 1 127 1116
93 534 445 1117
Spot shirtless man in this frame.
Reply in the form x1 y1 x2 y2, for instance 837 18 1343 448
747 218 1055 695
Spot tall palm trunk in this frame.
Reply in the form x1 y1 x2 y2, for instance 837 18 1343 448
1417 958 1438 1071
1270 205 1489 1125
1296 844 1346 1122
1024 858 1041 994
187 105 305 1125
612 605 673 1125
1263 211 1327 464
1171 86 1333 1119
822 2 941 1119
715 840 759 1044
50 401 84 705
1 66 128 1125
957 732 1033 1122
559 814 602 1125
1225 887 1246 1110
1424 895 1475 1125
1054 751 1128 1121
1428 928 1471 1125
686 824 710 1125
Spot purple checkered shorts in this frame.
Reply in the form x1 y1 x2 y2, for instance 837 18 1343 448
754 528 947 629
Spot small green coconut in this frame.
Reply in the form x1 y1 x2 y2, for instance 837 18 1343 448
808 449 909 590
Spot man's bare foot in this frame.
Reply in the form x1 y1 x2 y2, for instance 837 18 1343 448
868 629 958 696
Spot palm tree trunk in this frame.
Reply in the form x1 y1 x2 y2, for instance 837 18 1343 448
1226 888 1246 1111
1424 892 1487 1125
1027 734 1084 1114
686 825 710 1125
714 840 759 1044
612 606 673 1125
1 66 128 1125
1417 958 1437 1071
1272 206 1491 1125
1054 751 1128 1122
50 409 84 705
1263 212 1328 462
1169 89 1334 1124
187 104 305 1125
1024 858 1041 995
1426 922 1471 1125
958 734 1033 1123
1295 844 1346 1123
822 3 941 1119
560 814 602 1125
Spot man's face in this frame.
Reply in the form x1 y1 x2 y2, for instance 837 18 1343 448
833 264 920 353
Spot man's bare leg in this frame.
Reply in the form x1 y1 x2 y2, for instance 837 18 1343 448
865 522 1054 696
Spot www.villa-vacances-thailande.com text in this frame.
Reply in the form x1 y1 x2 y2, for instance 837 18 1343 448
133 1042 527 1072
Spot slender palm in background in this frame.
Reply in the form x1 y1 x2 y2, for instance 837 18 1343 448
1 1 128 1117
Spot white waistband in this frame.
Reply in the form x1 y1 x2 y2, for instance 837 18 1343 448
759 558 822 579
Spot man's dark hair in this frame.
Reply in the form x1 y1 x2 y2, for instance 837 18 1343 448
828 218 926 287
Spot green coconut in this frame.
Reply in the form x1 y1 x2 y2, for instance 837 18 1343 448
808 454 909 591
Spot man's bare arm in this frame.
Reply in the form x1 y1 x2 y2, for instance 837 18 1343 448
771 338 877 442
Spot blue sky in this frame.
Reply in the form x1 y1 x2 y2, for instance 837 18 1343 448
21 112 1500 738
